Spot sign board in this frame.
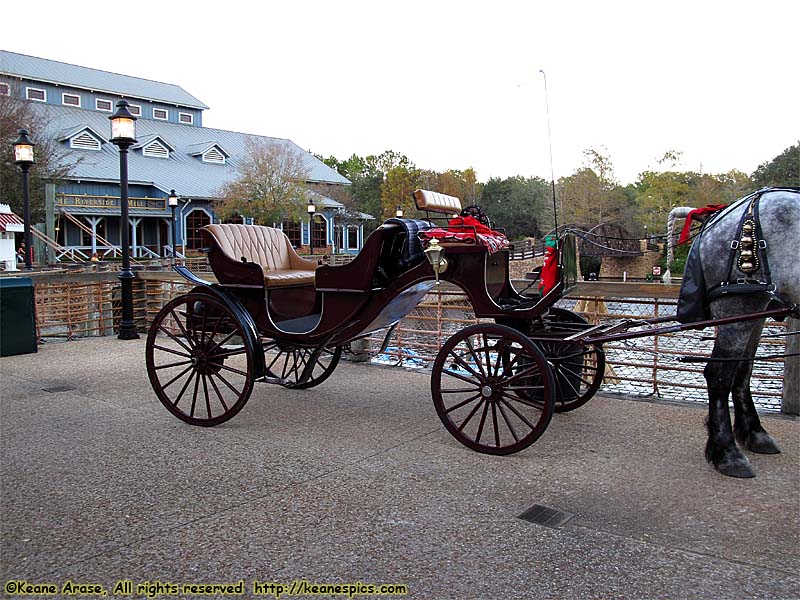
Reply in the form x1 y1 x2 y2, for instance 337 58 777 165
652 266 662 276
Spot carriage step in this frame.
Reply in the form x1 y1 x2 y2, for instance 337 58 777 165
273 313 322 334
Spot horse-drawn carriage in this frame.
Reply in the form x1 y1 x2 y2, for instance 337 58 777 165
145 186 799 476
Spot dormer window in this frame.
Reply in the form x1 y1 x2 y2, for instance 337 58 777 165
143 139 170 158
96 99 113 112
70 131 102 151
202 147 226 164
62 93 81 107
179 112 194 125
153 108 168 120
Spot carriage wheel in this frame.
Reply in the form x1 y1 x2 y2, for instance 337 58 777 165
431 323 555 455
146 293 255 426
262 341 342 389
536 308 606 413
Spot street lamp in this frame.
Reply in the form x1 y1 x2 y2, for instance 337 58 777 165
13 129 35 270
109 100 139 340
395 205 404 218
307 197 316 255
168 189 178 263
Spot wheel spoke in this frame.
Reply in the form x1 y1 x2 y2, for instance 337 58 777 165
491 402 500 447
170 309 197 350
154 358 194 370
202 374 212 419
189 371 201 417
492 336 508 377
441 368 481 386
212 369 243 396
443 393 483 414
161 364 195 391
207 373 230 412
474 401 490 443
151 344 192 359
496 400 521 441
157 325 194 354
449 351 484 380
464 336 487 377
457 397 486 431
173 370 196 407
217 363 249 378
498 397 537 430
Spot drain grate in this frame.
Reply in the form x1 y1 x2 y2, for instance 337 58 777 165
42 385 77 393
517 504 574 529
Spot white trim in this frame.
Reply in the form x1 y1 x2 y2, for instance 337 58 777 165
201 146 226 164
95 98 113 112
26 86 46 102
0 82 10 96
69 131 102 151
142 139 170 159
182 204 214 249
178 112 193 125
153 107 168 120
62 92 81 107
127 103 142 116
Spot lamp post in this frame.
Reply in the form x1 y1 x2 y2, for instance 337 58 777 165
307 197 316 255
395 205 404 218
168 189 178 263
109 100 139 340
13 129 35 270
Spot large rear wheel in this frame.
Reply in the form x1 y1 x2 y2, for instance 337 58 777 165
431 323 555 455
146 293 255 426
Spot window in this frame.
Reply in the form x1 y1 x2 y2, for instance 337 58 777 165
128 104 142 116
70 131 101 151
311 215 326 250
143 140 170 158
282 221 301 248
26 87 46 102
185 210 211 250
202 147 226 164
178 112 193 125
96 99 113 112
347 227 359 249
0 82 9 96
62 93 81 107
153 108 168 120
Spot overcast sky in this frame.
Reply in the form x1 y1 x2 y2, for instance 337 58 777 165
4 0 798 185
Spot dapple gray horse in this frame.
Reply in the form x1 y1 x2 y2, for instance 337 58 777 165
692 187 799 477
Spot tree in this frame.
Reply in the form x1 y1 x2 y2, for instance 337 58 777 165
752 142 800 188
557 148 631 227
215 137 311 225
479 176 549 240
0 87 72 222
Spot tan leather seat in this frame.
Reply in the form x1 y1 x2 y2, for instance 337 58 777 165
204 224 317 288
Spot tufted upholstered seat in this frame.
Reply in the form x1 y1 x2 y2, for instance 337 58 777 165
203 224 318 288
412 189 463 215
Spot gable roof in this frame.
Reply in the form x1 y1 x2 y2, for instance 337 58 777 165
132 134 177 153
36 103 350 198
0 50 208 110
58 124 107 144
187 141 231 159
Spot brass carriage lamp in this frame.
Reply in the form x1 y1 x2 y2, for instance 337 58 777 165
395 205 404 218
14 129 36 271
424 238 448 284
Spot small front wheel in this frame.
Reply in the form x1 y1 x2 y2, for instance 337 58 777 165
431 323 555 455
262 342 342 389
146 293 255 426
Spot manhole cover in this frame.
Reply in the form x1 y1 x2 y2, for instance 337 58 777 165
517 504 574 529
42 385 77 393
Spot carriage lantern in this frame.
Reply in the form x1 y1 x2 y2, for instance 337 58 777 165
395 205 403 218
423 238 448 284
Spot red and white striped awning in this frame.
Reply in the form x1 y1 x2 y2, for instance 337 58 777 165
0 211 24 234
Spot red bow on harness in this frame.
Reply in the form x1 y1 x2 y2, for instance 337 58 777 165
678 204 728 244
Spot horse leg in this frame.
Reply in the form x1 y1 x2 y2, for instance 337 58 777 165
704 324 755 478
732 320 781 454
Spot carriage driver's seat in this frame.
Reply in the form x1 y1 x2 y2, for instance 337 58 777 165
203 224 318 288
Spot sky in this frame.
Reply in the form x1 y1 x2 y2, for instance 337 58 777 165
3 0 798 185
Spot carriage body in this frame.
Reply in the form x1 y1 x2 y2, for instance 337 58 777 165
145 189 602 453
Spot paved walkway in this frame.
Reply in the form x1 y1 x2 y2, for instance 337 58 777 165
1 337 798 599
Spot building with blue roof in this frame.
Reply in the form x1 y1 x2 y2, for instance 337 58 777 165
1 50 372 260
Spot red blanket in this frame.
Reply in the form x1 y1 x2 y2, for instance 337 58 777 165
419 216 510 253
539 246 558 295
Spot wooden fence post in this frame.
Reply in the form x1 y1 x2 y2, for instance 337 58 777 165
782 317 799 415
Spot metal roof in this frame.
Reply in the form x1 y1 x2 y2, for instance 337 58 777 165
36 104 351 199
0 50 208 109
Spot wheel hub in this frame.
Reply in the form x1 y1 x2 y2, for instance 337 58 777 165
481 384 494 398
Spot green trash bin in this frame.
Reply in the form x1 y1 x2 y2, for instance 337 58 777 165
0 277 38 356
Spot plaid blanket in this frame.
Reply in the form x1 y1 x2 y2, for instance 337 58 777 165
384 218 431 268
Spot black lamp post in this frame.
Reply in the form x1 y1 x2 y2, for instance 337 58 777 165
307 197 316 255
13 129 35 270
109 100 139 340
168 189 178 263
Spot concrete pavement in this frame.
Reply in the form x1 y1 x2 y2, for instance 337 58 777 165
1 336 798 599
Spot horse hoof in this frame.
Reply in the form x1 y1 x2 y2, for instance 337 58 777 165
745 431 782 455
714 452 755 478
